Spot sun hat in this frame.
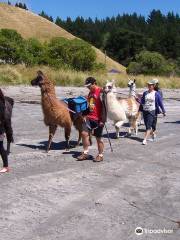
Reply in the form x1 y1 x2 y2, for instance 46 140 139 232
153 78 159 84
147 79 157 85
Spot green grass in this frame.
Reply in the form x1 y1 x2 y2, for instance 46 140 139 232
0 64 180 88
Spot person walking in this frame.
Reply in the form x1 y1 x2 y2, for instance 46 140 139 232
152 78 164 139
0 90 9 173
77 77 106 162
140 79 166 145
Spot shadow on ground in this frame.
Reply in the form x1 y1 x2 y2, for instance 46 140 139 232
165 121 180 124
103 131 143 143
16 140 78 151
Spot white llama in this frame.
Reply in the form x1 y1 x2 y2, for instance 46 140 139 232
104 80 140 138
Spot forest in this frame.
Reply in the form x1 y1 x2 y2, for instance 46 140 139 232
5 3 180 76
55 10 180 75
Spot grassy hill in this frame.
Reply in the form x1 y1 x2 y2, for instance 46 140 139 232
0 3 126 73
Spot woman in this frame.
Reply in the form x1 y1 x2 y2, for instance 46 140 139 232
152 78 164 138
0 89 9 173
140 79 166 145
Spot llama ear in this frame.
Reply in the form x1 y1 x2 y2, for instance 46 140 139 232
37 70 44 77
134 79 136 83
112 79 116 86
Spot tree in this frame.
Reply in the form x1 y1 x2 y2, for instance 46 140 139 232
39 11 53 22
55 11 180 66
0 29 25 64
15 2 28 10
47 38 96 70
127 50 175 75
105 29 147 66
23 38 45 66
55 17 63 26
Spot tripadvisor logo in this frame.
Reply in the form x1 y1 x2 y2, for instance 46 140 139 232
135 227 143 235
135 227 173 235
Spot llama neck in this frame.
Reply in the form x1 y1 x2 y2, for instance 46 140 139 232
106 92 118 106
129 86 136 97
41 81 56 99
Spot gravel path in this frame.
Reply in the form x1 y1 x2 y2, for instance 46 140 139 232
0 87 180 240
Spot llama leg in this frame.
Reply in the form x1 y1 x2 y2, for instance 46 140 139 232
115 126 120 138
77 130 81 146
135 123 138 135
135 113 141 135
47 125 57 152
138 112 144 126
115 121 124 138
131 117 138 136
128 127 132 135
128 118 134 136
89 132 92 146
134 118 139 135
128 118 132 135
140 113 144 125
65 126 71 150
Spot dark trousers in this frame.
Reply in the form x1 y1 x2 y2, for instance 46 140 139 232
143 111 156 131
0 141 8 167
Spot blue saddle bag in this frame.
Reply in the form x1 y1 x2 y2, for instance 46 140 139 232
63 96 89 114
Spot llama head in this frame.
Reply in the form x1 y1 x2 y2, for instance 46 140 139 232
104 80 117 94
128 79 136 88
31 71 45 87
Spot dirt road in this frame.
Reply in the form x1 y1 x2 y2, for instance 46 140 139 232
0 87 180 240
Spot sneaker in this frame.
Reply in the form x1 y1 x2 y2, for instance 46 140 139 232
77 153 89 161
93 155 104 162
152 133 157 141
0 167 9 173
142 139 147 145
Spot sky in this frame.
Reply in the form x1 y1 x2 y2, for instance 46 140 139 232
6 0 180 20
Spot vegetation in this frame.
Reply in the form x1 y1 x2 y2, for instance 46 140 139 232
56 10 180 75
0 29 97 71
0 3 125 72
127 51 175 76
0 64 180 89
0 3 179 87
46 38 96 70
39 11 53 22
15 2 28 10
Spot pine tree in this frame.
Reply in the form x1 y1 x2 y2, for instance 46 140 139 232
39 11 53 22
23 3 28 10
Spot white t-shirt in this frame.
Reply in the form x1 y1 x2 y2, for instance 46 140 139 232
143 91 156 112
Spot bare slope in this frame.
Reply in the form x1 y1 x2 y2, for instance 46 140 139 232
0 3 126 72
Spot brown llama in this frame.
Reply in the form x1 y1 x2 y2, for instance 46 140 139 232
31 71 83 151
